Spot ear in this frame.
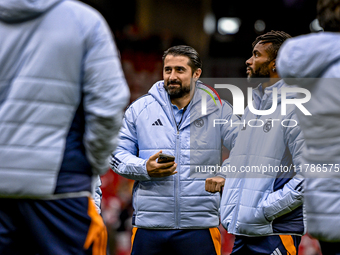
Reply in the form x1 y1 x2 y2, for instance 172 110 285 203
270 59 276 73
270 59 280 78
193 68 202 80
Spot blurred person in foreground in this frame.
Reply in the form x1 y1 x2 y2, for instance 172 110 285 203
277 0 340 253
220 31 306 255
0 0 129 254
110 45 240 255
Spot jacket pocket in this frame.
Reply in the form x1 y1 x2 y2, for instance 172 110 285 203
237 204 271 226
236 206 272 235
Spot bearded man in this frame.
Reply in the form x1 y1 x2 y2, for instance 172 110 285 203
110 45 239 255
220 31 306 255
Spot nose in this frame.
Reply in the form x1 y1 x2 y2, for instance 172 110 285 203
169 70 177 80
245 56 252 66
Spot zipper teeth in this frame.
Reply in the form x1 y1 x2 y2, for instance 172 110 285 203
175 130 180 228
165 97 183 229
168 101 184 229
171 109 179 228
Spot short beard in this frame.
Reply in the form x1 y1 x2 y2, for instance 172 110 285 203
247 61 271 84
164 80 191 99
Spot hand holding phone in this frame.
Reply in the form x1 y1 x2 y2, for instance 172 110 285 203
146 151 177 177
158 153 175 163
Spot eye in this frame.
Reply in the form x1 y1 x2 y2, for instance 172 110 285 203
164 68 171 73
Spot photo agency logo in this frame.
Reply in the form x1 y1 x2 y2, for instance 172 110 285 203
200 83 312 128
199 84 223 114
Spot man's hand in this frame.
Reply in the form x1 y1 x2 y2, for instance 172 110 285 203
205 176 225 193
146 151 177 178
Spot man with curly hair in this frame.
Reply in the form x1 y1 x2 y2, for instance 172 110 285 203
220 31 305 255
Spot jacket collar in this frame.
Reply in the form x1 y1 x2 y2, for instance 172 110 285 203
148 80 221 130
252 79 294 110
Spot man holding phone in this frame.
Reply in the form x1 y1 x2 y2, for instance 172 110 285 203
110 45 239 255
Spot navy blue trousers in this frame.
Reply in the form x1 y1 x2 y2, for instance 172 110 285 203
232 235 301 255
0 196 107 255
130 227 221 255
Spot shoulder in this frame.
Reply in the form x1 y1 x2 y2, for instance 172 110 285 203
57 0 109 36
125 94 158 117
220 99 241 119
60 1 103 19
323 60 340 78
221 99 233 110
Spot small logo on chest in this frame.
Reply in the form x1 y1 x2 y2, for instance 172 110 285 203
263 119 273 133
152 119 163 126
194 118 204 128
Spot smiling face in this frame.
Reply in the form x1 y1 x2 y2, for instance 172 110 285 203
163 54 201 99
246 41 275 82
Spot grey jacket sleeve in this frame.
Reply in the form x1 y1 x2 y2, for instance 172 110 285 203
110 107 152 181
262 111 305 221
82 15 130 175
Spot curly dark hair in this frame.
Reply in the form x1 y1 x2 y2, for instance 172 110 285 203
317 0 340 31
162 45 202 74
252 30 292 60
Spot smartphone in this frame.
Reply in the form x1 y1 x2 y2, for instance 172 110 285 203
158 153 175 163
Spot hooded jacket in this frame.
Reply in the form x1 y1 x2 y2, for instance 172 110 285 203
278 32 340 241
220 80 305 236
0 0 129 197
110 81 239 229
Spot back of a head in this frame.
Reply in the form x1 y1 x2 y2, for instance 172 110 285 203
252 30 292 60
317 0 340 31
